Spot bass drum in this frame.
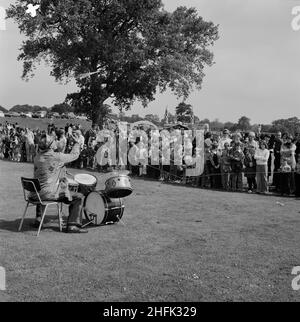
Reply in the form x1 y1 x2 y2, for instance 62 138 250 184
84 191 124 226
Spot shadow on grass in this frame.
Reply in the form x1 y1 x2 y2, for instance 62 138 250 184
0 217 62 233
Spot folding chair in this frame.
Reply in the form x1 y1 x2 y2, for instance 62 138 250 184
19 177 63 237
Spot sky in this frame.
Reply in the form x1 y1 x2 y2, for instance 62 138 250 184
0 0 300 124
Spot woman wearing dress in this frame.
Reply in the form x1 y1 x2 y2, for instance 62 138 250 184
254 141 270 194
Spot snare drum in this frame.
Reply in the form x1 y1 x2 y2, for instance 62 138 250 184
74 173 98 196
105 174 133 198
84 191 124 226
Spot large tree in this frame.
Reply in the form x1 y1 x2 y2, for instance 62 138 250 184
0 106 8 113
50 103 73 114
271 117 300 135
237 116 251 132
7 0 219 125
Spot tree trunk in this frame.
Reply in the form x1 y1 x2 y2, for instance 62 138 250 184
91 104 106 129
90 74 108 128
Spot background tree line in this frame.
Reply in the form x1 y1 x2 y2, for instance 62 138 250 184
1 102 299 136
206 116 300 136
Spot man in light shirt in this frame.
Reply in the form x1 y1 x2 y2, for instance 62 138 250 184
75 130 85 151
24 128 35 162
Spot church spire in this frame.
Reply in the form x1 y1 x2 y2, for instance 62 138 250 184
164 107 169 124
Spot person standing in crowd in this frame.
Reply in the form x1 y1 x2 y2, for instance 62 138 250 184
295 154 300 197
48 127 57 150
220 142 231 190
294 133 300 163
135 139 148 177
280 134 296 193
201 132 213 188
273 131 282 191
9 128 18 161
49 123 56 135
75 129 85 150
71 129 85 168
229 136 245 192
56 129 67 153
17 128 26 162
268 134 276 178
218 129 232 150
243 131 258 192
88 133 98 170
262 134 273 182
85 124 98 146
248 131 259 150
208 142 222 189
11 131 21 161
85 125 99 169
254 141 270 194
279 159 292 196
204 132 213 148
3 130 11 159
34 129 42 154
281 133 288 145
24 128 35 162
244 145 257 193
0 126 5 159
87 127 98 149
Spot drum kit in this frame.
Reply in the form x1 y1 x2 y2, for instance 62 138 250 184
66 171 133 228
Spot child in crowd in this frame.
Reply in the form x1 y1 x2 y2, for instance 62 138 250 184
229 141 245 192
220 142 231 190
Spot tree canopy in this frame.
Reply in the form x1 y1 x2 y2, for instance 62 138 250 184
10 104 48 113
7 0 219 125
271 117 300 136
237 116 251 131
0 106 8 113
175 102 193 123
50 103 73 114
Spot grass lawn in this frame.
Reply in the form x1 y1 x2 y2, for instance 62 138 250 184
0 160 300 302
0 117 92 131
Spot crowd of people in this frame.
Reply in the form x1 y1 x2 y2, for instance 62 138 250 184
0 121 300 197
201 130 300 196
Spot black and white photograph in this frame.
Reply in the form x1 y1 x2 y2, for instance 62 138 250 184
0 0 300 307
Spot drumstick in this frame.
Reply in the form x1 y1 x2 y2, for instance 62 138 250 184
66 171 75 179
